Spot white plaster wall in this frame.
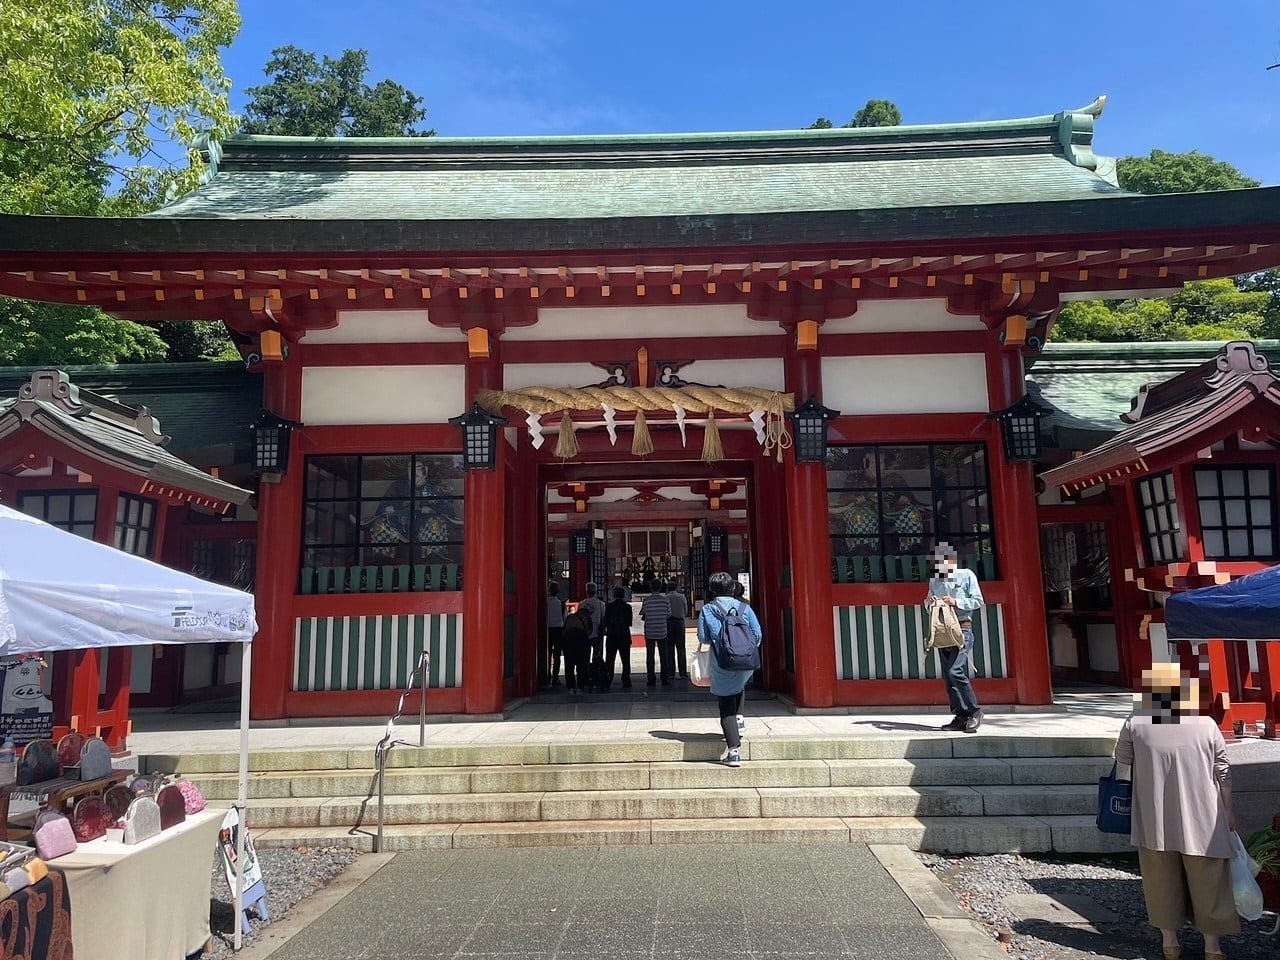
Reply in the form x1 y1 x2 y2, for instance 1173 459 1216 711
503 362 603 391
823 299 986 333
301 309 464 344
302 365 466 424
681 358 786 392
1086 622 1121 673
129 647 154 694
1049 619 1079 668
506 304 781 341
821 354 989 414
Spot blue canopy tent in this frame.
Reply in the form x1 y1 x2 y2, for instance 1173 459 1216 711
1166 565 1280 738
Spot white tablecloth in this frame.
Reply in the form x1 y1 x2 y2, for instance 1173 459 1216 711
55 807 224 960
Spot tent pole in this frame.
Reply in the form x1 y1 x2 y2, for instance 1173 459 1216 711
234 639 253 952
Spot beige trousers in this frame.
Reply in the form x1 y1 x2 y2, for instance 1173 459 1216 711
1138 846 1240 936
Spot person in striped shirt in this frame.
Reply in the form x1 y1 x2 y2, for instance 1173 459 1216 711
640 584 671 686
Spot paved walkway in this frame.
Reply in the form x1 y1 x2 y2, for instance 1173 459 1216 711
129 691 1133 756
262 844 954 960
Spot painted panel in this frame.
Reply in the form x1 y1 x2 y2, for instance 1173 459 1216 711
833 603 1007 680
301 310 464 344
681 358 786 392
1085 622 1120 673
824 298 985 333
301 365 465 425
292 614 462 691
503 362 603 391
505 304 781 341
821 354 989 414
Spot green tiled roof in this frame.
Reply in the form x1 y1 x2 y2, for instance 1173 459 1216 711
0 362 260 463
153 101 1125 221
1027 341 1280 445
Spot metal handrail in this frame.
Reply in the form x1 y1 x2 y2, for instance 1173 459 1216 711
348 649 429 852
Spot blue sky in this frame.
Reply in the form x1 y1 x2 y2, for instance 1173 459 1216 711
225 0 1280 183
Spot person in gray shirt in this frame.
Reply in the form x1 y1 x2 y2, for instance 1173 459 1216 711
640 584 671 686
579 582 607 665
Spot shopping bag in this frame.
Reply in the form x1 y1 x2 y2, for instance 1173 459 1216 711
926 599 964 650
1095 762 1132 835
689 644 712 688
1229 831 1265 921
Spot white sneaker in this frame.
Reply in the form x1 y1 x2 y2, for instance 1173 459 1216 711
726 749 741 768
736 715 746 735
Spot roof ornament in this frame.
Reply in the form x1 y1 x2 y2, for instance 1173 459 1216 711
1206 340 1270 388
1054 94 1115 184
132 405 170 447
193 131 223 185
16 370 85 420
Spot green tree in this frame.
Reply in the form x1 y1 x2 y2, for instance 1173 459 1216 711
242 46 433 137
806 98 902 130
0 0 240 365
1053 150 1269 343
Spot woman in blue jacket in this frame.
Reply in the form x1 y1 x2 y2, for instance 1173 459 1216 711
697 571 762 768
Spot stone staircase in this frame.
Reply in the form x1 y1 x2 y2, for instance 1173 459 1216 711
139 733 1134 854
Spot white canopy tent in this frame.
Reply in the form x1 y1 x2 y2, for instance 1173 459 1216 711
0 503 258 949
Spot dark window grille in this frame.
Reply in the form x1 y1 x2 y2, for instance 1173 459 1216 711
1136 471 1185 565
191 539 257 590
18 490 97 539
300 453 464 593
114 494 156 557
1194 466 1276 560
826 443 996 583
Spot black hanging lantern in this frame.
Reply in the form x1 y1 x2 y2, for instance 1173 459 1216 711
449 402 508 470
789 396 841 463
991 395 1049 462
249 409 300 477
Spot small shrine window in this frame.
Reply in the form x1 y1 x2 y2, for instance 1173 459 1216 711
826 443 996 583
1136 471 1185 565
299 453 464 594
114 494 156 557
1194 466 1276 560
18 490 97 539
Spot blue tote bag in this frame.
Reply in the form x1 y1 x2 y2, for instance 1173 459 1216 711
1096 762 1132 835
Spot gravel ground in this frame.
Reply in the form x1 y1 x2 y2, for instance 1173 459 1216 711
919 853 1277 960
206 846 360 960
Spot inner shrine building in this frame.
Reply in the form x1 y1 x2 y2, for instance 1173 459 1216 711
4 97 1280 722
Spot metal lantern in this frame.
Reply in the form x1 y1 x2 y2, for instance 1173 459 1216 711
991 395 1049 462
249 409 300 477
449 403 508 470
789 396 841 463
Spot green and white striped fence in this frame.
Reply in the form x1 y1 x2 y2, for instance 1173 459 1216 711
293 614 462 691
833 604 1007 681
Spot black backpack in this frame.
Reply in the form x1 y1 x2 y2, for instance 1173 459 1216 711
563 609 592 643
710 602 761 671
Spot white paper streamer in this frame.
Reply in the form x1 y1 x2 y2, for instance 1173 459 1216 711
673 403 687 446
526 411 545 450
749 408 766 445
602 404 618 445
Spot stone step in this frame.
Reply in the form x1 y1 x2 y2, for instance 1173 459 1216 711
139 734 1118 776
188 756 1114 801
251 815 1136 855
240 783 1099 829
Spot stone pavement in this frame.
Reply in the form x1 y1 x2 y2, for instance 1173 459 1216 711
259 843 955 960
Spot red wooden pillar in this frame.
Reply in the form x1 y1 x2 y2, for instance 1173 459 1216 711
987 349 1053 705
1116 480 1154 688
509 434 539 698
461 347 506 714
784 340 836 708
753 453 790 694
250 363 303 720
1260 641 1280 739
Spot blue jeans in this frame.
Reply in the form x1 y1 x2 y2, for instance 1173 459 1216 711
939 625 979 716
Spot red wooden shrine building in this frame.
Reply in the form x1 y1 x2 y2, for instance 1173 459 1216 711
3 98 1280 723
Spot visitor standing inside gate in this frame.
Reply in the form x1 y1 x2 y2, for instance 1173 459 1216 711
640 584 671 686
698 571 762 768
580 582 607 665
546 581 566 687
923 543 984 733
604 587 634 689
665 581 689 680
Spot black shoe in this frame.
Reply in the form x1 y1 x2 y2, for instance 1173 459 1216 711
963 709 983 733
622 679 632 689
646 679 656 687
940 715 966 732
661 679 671 686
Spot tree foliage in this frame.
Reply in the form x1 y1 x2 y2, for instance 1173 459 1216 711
0 0 242 365
807 99 902 130
242 46 433 137
1052 150 1273 343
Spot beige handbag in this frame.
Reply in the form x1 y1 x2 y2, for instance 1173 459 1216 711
926 598 965 651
